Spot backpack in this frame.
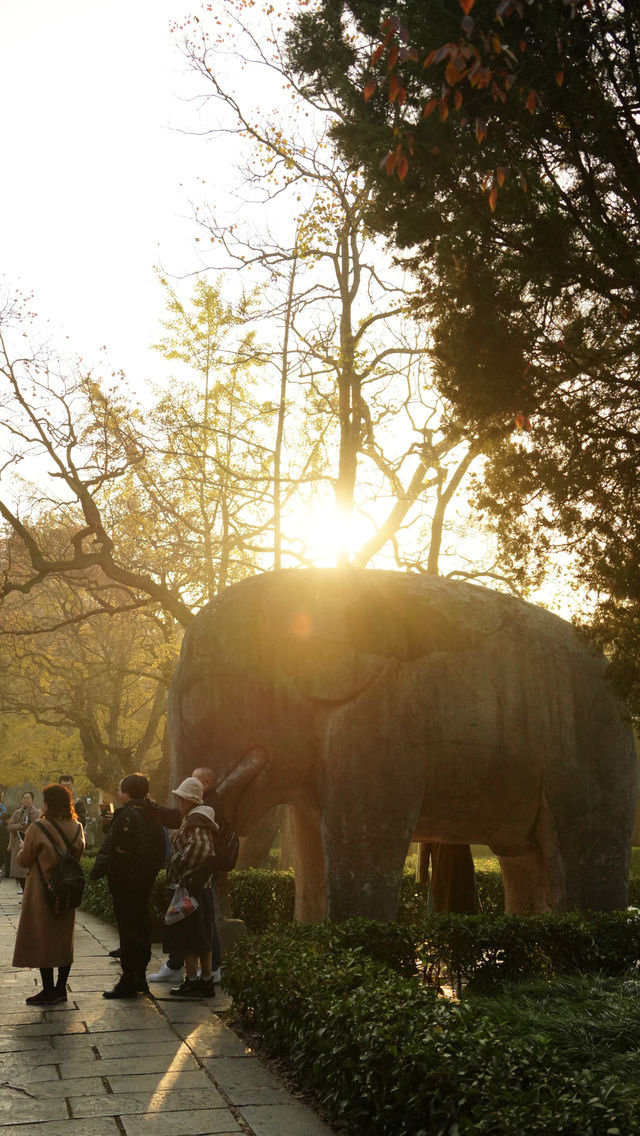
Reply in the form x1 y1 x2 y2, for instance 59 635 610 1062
35 820 85 914
213 813 239 872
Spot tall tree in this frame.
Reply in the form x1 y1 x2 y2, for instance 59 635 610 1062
287 0 640 703
179 9 496 579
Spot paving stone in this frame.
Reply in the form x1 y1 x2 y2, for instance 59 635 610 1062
0 1096 68 1123
0 1022 87 1037
0 1120 120 1136
69 1086 227 1117
53 1028 173 1053
203 1055 288 1104
0 1062 60 1082
239 1103 336 1136
8 1077 108 1098
84 1012 166 1034
0 1036 55 1054
121 1112 242 1136
171 1020 253 1057
57 1053 199 1080
106 1070 212 1093
92 1039 192 1060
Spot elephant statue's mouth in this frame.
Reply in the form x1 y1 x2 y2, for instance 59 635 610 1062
216 746 269 831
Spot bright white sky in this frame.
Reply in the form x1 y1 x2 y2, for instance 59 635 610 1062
0 0 216 381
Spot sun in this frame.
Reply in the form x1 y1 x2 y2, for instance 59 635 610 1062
292 503 374 565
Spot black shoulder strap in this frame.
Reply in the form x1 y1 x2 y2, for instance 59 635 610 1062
36 821 64 859
35 819 80 859
49 818 82 850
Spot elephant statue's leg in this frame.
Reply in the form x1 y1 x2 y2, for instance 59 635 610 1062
290 801 327 922
492 799 565 913
320 735 421 921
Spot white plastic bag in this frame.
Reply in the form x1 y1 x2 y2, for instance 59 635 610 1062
164 884 199 924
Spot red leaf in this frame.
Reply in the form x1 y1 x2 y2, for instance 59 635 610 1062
459 0 476 12
423 98 438 117
440 100 450 122
371 42 385 66
389 74 401 102
475 116 487 143
364 78 377 102
397 151 409 180
496 165 509 186
384 150 398 175
488 185 498 211
526 89 537 114
454 88 463 109
555 69 564 85
445 54 466 85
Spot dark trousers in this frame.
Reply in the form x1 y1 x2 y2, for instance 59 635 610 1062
111 878 153 977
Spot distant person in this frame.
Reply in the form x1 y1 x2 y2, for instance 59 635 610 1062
0 793 9 879
163 776 218 998
12 783 85 1004
7 792 41 893
91 773 166 999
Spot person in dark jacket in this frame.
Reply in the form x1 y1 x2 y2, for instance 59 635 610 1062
91 773 165 999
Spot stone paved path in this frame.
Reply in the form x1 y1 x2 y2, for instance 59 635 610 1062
0 876 335 1136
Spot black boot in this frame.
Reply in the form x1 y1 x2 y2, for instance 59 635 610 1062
135 972 150 994
103 974 138 999
170 976 204 998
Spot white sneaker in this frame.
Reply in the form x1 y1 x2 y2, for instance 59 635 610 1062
147 963 183 983
212 968 222 983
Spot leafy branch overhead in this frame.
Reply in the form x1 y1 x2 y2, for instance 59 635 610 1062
363 0 586 207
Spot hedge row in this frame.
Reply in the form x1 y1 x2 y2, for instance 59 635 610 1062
79 860 640 939
223 920 640 1135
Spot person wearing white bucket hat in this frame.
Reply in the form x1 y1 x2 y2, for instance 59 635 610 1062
163 776 219 998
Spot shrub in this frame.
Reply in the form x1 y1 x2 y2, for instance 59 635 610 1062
227 867 295 933
224 925 640 1135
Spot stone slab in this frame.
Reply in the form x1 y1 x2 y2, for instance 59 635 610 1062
69 1087 227 1117
0 1037 55 1054
106 1070 211 1093
0 1022 87 1037
58 1053 199 1080
239 1103 336 1136
0 1122 119 1136
0 1098 68 1124
171 1021 253 1058
6 1077 108 1099
203 1056 290 1105
92 1040 192 1060
121 1113 242 1136
0 1063 60 1083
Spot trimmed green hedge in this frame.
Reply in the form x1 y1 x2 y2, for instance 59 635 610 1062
80 856 640 937
223 921 640 1135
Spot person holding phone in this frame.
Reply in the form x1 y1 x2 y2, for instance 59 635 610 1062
7 792 41 894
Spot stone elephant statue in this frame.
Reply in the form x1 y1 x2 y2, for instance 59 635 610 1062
168 569 637 922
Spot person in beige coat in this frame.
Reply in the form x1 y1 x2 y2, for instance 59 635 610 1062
13 783 85 1005
7 792 41 892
